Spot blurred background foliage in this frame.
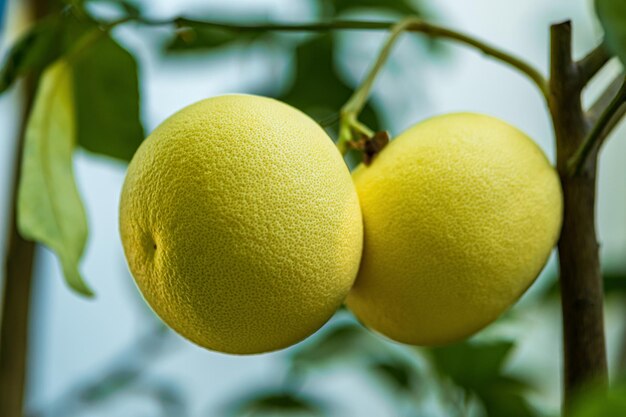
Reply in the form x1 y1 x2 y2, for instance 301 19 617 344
1 0 625 416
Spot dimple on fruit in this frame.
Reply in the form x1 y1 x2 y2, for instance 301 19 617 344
346 113 563 346
119 94 363 354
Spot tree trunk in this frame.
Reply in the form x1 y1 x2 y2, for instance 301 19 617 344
549 21 608 411
0 1 49 416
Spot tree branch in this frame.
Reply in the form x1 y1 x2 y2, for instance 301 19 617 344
587 73 625 121
0 1 49 414
549 21 608 411
576 42 611 85
569 76 626 175
0 190 36 417
111 17 549 100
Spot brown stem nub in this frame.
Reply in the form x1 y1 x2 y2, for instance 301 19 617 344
347 131 390 165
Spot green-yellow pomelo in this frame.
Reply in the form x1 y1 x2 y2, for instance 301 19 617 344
347 113 562 346
120 94 363 354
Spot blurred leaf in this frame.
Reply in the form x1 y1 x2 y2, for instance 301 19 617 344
136 381 188 417
278 34 379 133
431 341 537 417
0 17 64 93
323 0 424 16
604 270 626 293
86 0 142 16
119 1 142 17
543 268 626 298
595 0 626 65
17 60 92 296
72 33 144 161
80 325 172 403
167 23 261 51
81 369 138 402
64 0 85 8
431 340 514 388
571 383 626 417
83 377 188 417
478 376 537 417
28 325 174 417
290 322 386 368
369 357 420 395
222 391 327 417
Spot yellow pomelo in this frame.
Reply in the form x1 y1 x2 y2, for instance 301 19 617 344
120 95 363 354
347 113 562 346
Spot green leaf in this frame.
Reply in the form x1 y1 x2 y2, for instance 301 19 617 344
604 270 626 293
290 322 386 368
222 391 327 417
141 382 187 417
431 340 514 389
324 0 425 16
542 268 626 298
571 383 626 417
278 34 380 133
85 0 142 17
431 341 537 417
368 358 420 395
595 0 626 65
166 23 261 51
119 1 142 17
478 376 537 417
0 17 64 94
81 369 139 401
17 60 93 296
72 34 144 161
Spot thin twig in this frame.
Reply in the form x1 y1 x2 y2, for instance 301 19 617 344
587 73 625 123
576 42 611 85
568 76 626 176
343 18 421 116
109 17 549 100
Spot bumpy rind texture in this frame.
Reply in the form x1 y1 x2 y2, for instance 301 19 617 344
346 113 562 346
119 95 363 354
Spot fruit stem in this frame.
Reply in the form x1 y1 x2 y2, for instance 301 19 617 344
337 17 418 155
343 17 421 116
